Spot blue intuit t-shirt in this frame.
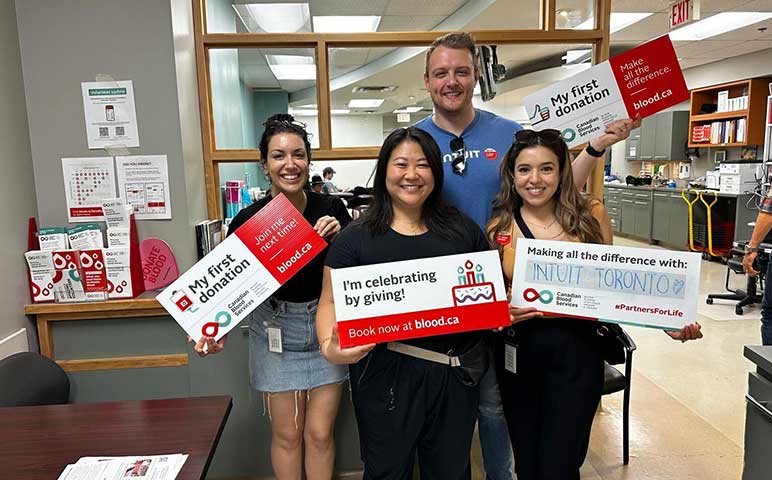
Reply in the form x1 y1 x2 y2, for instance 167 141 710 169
415 110 522 229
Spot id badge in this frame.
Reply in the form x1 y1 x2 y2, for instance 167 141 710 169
267 327 282 353
504 344 516 374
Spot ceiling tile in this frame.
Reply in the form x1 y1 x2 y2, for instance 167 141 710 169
699 17 772 41
307 0 389 16
675 40 744 58
384 0 467 16
611 12 669 43
739 0 772 12
378 15 446 31
717 39 772 57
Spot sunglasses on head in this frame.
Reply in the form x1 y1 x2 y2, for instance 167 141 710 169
514 129 563 146
450 137 466 175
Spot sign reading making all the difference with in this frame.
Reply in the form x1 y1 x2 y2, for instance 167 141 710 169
331 251 511 348
510 239 701 330
157 195 327 342
523 35 689 147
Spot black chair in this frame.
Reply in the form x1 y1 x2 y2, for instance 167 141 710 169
601 326 637 465
0 352 70 406
706 241 771 315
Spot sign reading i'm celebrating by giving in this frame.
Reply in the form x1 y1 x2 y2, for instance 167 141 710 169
510 239 701 331
523 35 689 147
157 195 327 342
331 251 511 348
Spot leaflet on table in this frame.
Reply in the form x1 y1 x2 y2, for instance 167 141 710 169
510 239 701 330
57 453 187 480
157 194 327 342
331 251 510 348
523 35 689 147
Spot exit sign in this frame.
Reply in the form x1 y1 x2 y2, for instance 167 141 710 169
669 0 700 29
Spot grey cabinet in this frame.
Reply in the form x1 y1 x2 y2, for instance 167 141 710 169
605 187 622 233
612 187 652 241
627 111 689 161
651 190 688 247
743 346 772 480
633 191 652 239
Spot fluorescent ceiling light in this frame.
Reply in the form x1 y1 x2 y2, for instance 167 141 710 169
313 16 381 33
348 99 384 108
234 3 311 33
265 55 316 80
563 49 591 64
575 12 653 33
669 12 772 41
393 106 423 113
332 109 351 114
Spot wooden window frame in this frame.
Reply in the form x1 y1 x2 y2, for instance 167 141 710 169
193 0 612 217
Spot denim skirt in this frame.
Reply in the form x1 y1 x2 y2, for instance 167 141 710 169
248 297 348 393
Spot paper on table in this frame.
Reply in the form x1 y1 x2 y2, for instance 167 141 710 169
57 454 188 480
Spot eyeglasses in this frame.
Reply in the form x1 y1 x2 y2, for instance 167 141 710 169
450 137 466 175
514 129 562 146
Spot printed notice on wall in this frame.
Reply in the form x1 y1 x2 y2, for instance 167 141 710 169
62 157 117 222
81 80 140 149
116 155 171 220
157 194 328 342
510 239 701 330
523 35 689 147
331 251 510 347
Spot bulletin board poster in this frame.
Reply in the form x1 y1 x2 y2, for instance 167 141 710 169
331 251 510 348
523 35 689 147
81 80 140 149
61 157 117 222
116 155 171 220
510 239 701 331
157 194 327 342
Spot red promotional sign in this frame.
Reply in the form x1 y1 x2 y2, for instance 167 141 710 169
609 35 689 119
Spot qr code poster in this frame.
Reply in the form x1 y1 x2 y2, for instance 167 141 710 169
62 157 117 222
81 80 140 149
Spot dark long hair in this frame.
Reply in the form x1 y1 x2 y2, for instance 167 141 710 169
363 127 464 240
258 113 312 163
486 130 604 247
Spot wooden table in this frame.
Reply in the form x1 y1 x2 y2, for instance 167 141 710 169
0 395 232 480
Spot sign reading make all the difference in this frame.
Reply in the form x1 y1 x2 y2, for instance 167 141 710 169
157 194 327 342
510 239 701 330
331 251 511 347
523 34 689 147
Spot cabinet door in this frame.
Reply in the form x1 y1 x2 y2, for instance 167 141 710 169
651 192 670 242
626 129 641 160
620 198 635 235
634 201 651 238
639 121 656 161
669 193 688 247
654 113 672 160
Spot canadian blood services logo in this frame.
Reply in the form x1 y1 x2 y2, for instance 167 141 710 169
484 148 498 160
523 287 554 304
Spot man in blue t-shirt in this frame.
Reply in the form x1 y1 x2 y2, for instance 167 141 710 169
416 32 639 480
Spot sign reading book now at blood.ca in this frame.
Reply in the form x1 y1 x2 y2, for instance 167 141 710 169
331 251 511 348
157 194 327 342
524 35 689 147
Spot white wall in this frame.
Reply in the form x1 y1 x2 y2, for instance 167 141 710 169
0 0 37 352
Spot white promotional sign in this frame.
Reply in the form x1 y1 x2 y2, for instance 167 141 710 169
81 80 140 149
331 250 510 347
115 155 172 220
511 239 701 330
62 157 117 222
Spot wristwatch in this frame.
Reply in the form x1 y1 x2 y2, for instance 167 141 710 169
746 245 760 254
585 143 606 158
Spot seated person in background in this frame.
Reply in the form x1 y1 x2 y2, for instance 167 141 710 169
311 174 325 193
322 166 341 193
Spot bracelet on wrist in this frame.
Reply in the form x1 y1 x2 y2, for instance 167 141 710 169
585 142 606 158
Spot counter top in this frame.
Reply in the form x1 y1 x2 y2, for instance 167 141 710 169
24 291 163 316
745 346 772 374
604 184 744 197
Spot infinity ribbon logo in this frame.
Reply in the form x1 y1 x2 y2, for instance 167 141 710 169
523 287 554 304
201 311 232 337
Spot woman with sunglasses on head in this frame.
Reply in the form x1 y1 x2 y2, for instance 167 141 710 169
317 126 491 480
193 113 351 480
486 129 702 480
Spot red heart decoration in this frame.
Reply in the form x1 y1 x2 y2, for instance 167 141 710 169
139 238 179 290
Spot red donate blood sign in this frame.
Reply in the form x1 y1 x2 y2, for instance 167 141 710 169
140 238 179 290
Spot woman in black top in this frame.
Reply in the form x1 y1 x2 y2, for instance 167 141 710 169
195 114 351 480
318 127 489 480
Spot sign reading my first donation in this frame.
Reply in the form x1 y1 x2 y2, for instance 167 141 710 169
157 194 327 342
331 251 510 348
510 239 701 331
523 35 689 147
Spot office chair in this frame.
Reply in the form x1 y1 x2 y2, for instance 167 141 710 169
706 241 771 315
601 325 637 465
0 352 70 406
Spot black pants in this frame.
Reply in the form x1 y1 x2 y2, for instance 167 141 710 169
349 347 480 480
495 320 604 480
